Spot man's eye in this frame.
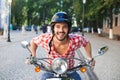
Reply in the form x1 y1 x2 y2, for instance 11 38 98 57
63 26 68 29
56 26 60 28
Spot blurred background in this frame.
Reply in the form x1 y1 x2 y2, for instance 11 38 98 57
0 0 120 39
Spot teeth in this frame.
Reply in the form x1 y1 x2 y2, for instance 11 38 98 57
59 33 64 36
59 32 64 35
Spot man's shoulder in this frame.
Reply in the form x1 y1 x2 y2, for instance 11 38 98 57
69 33 81 38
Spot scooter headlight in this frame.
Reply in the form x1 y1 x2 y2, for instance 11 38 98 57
52 58 68 74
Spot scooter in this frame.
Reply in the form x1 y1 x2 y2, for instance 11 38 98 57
21 41 108 80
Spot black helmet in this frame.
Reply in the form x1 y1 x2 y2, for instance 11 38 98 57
51 12 71 33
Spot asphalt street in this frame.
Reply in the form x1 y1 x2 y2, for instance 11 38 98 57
0 31 120 80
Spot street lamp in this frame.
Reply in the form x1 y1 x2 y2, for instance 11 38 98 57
82 0 86 36
7 0 12 42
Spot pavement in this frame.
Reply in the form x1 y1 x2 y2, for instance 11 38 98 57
0 30 42 80
0 31 120 80
0 30 39 48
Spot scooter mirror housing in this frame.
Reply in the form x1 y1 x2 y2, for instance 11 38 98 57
21 41 30 48
98 46 108 55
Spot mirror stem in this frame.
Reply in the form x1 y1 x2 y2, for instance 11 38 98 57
27 47 32 54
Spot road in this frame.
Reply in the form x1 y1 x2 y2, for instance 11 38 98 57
0 31 120 80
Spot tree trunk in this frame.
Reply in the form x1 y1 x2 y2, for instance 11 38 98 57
109 7 113 39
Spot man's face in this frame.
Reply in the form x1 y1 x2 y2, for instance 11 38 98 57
54 22 69 41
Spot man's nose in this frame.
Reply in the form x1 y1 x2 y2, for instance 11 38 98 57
59 27 64 32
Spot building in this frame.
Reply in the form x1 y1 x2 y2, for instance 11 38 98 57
0 0 9 36
102 13 120 40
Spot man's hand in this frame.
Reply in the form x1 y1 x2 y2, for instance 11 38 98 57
25 58 30 64
89 58 95 66
30 56 37 64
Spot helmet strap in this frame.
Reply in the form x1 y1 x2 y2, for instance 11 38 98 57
48 35 53 54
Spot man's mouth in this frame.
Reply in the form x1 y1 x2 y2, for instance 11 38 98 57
58 32 65 37
55 32 67 41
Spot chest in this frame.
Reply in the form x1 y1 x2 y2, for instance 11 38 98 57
53 42 69 56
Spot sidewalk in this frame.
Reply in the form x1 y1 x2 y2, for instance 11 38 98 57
0 30 39 48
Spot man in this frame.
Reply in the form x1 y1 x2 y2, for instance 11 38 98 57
29 12 95 80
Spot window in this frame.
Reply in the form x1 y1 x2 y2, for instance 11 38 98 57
115 17 118 26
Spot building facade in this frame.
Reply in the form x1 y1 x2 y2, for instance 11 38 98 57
0 0 9 36
103 13 120 39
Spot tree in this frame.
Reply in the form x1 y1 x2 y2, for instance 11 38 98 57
12 0 27 27
11 0 120 31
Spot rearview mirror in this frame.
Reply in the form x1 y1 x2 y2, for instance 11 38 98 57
21 41 30 48
93 46 108 58
98 46 108 55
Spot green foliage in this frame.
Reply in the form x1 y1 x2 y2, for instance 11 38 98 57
11 0 120 28
12 0 27 26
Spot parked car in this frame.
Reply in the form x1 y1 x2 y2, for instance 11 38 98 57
83 27 89 32
12 25 21 30
25 26 31 31
83 27 98 33
71 27 81 33
25 25 38 31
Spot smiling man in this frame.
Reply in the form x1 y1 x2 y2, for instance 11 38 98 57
54 22 68 41
29 12 95 80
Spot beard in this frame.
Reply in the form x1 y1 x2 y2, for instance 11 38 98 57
54 32 68 41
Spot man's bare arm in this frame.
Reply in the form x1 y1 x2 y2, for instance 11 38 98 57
29 40 38 57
